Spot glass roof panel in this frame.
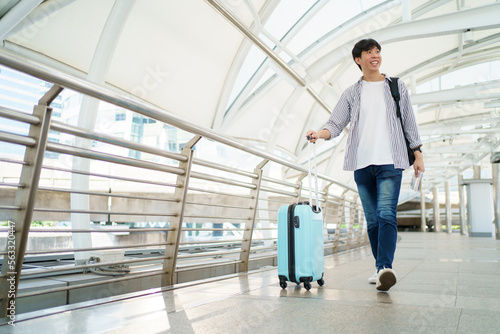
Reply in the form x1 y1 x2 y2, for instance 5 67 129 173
263 0 317 41
286 0 364 55
226 45 267 111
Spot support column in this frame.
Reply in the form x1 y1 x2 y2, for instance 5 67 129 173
473 165 481 179
420 187 426 232
445 181 452 234
458 175 467 235
70 0 136 263
491 152 500 240
0 85 63 317
463 166 494 237
433 186 441 232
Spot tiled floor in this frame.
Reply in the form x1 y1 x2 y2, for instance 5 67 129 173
2 232 500 333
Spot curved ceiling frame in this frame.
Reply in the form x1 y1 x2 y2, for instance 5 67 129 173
288 2 500 197
226 0 470 161
232 0 457 122
210 0 280 131
1 0 498 198
216 0 332 133
306 2 500 80
215 0 500 196
221 0 400 134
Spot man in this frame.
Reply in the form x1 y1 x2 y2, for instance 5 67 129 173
306 38 424 291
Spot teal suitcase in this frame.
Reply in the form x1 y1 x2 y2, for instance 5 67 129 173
277 202 324 290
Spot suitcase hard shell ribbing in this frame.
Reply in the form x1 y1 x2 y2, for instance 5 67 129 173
277 202 324 290
277 139 324 290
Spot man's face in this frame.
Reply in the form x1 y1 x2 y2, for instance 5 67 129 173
355 47 382 72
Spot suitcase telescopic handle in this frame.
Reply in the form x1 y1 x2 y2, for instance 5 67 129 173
307 138 320 212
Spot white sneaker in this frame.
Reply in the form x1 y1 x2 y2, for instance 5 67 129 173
376 268 397 291
368 271 378 284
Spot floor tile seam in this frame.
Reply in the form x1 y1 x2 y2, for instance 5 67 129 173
393 254 427 284
454 308 464 333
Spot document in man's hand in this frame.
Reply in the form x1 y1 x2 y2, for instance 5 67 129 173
410 171 423 192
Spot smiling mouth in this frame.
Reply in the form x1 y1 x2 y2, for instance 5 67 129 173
370 61 379 65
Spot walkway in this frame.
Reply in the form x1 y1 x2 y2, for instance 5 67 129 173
2 232 500 333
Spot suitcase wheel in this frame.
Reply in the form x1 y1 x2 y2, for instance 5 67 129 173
280 280 287 289
304 281 312 291
317 278 325 287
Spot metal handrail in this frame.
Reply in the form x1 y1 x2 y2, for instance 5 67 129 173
0 46 368 316
37 186 179 202
0 47 356 192
185 201 252 210
32 208 177 217
259 186 297 197
193 158 258 179
2 228 173 233
190 171 256 189
51 121 187 162
18 242 172 256
0 130 36 147
41 165 179 188
0 106 40 125
0 157 27 165
262 176 300 189
46 142 185 175
188 186 254 199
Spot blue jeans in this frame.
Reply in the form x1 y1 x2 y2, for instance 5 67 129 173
354 164 402 271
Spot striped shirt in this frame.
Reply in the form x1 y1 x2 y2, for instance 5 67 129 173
323 75 422 171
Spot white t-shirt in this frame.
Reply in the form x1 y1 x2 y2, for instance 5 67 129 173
356 80 394 170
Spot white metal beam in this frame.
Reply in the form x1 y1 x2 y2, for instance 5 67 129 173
411 80 500 105
0 0 42 41
4 0 77 38
214 0 331 132
0 0 20 18
70 0 136 264
307 2 500 80
219 0 397 132
210 0 279 131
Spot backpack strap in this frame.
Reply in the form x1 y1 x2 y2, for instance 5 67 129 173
388 77 416 166
388 77 401 118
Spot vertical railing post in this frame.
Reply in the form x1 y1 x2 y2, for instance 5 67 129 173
352 195 362 246
458 175 467 235
322 183 332 252
445 181 452 233
348 196 356 248
0 85 63 318
358 198 368 244
338 190 348 250
420 187 427 232
239 159 268 272
433 186 441 232
161 135 201 286
296 173 307 202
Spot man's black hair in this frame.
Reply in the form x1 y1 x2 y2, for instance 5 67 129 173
352 39 381 71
